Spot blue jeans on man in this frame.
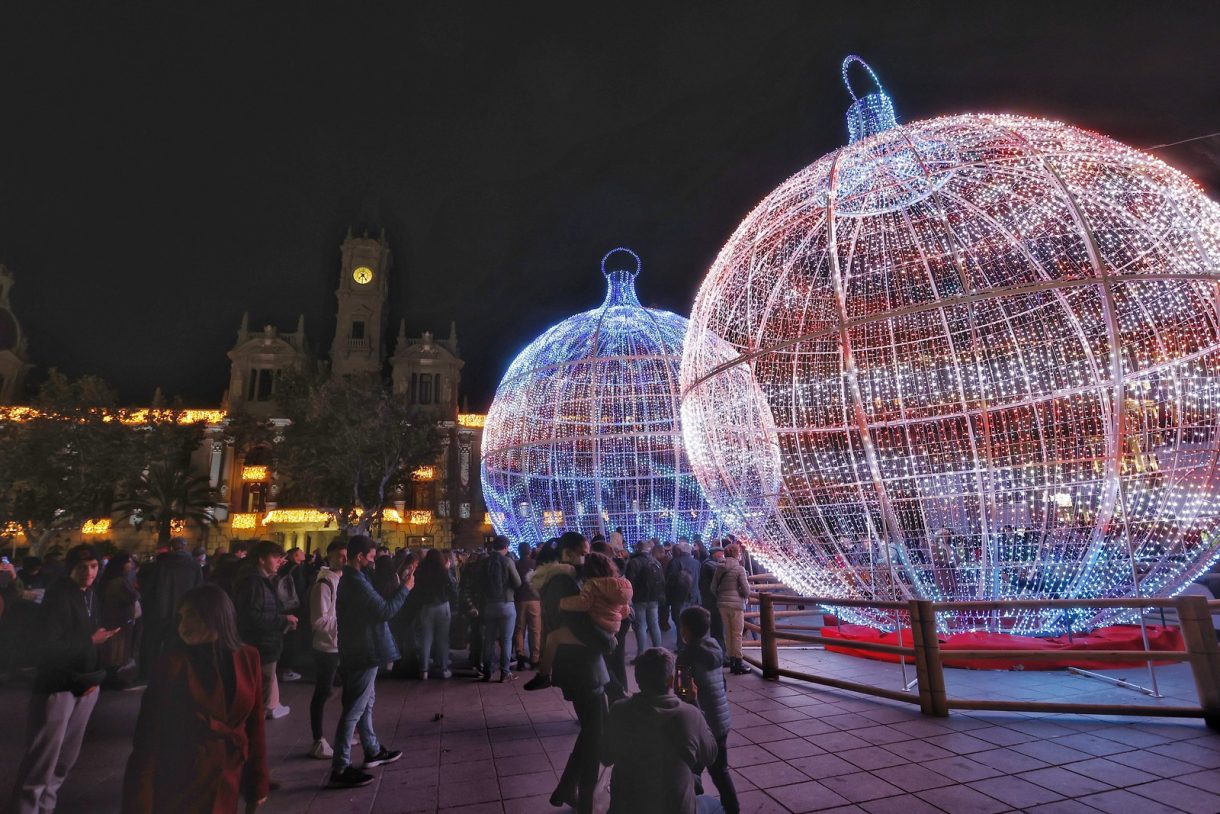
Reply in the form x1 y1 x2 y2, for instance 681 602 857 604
332 666 381 771
631 601 662 655
482 601 517 676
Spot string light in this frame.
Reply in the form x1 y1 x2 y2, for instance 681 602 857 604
680 57 1220 635
81 519 111 535
241 465 269 481
457 413 486 428
483 248 719 546
411 466 436 481
229 513 259 530
408 510 433 525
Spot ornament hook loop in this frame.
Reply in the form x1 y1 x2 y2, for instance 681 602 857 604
841 55 885 102
601 246 642 278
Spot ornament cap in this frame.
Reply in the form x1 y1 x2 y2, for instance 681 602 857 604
600 247 642 307
842 55 899 143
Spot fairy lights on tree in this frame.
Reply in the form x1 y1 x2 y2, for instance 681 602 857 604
482 248 719 546
680 57 1220 634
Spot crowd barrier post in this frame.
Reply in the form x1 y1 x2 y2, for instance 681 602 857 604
759 592 780 681
1176 594 1220 731
908 599 948 717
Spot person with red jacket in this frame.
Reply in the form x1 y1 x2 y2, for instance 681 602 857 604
122 583 269 814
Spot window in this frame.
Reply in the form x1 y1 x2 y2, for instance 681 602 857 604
246 368 275 401
409 373 417 403
350 321 365 340
419 374 432 404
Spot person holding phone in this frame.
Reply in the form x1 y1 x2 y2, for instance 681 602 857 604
9 544 118 814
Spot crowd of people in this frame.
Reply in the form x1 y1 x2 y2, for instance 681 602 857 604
0 528 758 814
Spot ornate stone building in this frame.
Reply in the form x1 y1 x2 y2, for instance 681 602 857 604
214 228 488 552
0 231 489 555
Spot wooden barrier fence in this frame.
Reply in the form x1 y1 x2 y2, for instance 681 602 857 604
741 586 1220 730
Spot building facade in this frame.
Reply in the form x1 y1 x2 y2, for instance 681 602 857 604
0 231 490 556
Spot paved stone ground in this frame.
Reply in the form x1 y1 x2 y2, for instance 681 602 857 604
2 636 1219 814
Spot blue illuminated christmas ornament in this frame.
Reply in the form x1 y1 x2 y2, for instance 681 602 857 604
482 248 719 546
680 57 1220 635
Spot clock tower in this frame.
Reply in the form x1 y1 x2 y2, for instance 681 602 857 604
330 227 391 377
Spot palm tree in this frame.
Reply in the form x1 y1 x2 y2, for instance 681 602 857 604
115 462 220 546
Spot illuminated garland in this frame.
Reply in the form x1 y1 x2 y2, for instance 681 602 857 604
483 248 719 546
680 57 1220 635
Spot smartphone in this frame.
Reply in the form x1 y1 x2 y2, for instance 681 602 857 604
0 556 9 565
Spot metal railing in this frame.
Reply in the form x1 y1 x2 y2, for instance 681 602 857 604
743 583 1220 730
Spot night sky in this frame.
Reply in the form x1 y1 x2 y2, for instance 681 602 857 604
0 3 1216 409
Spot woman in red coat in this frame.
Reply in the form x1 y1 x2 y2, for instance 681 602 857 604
122 583 270 814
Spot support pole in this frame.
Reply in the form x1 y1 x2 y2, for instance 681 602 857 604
908 600 948 717
760 593 780 681
1176 594 1220 730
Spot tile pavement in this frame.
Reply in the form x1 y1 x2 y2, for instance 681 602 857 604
1 640 1218 813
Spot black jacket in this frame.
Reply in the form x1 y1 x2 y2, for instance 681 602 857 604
514 556 538 602
698 559 719 608
233 566 287 664
144 551 203 626
538 564 610 698
676 635 731 738
624 551 664 604
602 690 718 814
665 552 701 606
36 577 102 694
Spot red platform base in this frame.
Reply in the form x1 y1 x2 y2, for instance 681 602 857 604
819 624 1184 670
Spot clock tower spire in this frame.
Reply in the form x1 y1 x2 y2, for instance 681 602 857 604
330 228 391 377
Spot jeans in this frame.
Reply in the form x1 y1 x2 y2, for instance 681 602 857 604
417 601 452 674
631 601 662 655
481 602 516 675
10 690 99 814
708 734 739 814
555 691 606 814
310 650 339 741
332 666 381 771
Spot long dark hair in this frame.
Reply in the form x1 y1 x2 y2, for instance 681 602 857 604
415 548 448 593
177 583 243 651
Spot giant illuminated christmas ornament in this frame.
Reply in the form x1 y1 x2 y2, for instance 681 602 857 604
482 248 719 546
680 56 1220 635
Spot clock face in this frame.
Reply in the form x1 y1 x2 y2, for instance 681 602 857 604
352 266 374 285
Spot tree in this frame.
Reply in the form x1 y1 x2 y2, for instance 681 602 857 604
0 371 213 553
114 461 221 546
271 370 441 533
0 372 142 553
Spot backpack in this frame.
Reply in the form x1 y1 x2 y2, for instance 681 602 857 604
643 558 665 603
666 563 693 603
482 553 509 602
275 572 300 612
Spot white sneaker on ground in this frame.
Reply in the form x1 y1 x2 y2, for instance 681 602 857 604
310 738 334 759
266 705 291 720
441 670 453 679
281 670 302 682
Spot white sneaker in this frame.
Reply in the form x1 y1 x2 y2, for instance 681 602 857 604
441 670 453 679
281 670 302 682
310 738 334 759
266 705 291 720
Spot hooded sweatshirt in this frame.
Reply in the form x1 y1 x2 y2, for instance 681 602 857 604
309 566 341 653
559 575 633 634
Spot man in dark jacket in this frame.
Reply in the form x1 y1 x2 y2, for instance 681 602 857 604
139 536 201 678
665 542 701 651
540 531 611 814
698 546 726 652
678 606 738 814
328 535 410 789
513 542 540 671
10 545 118 814
624 540 664 656
601 647 719 814
233 540 297 720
